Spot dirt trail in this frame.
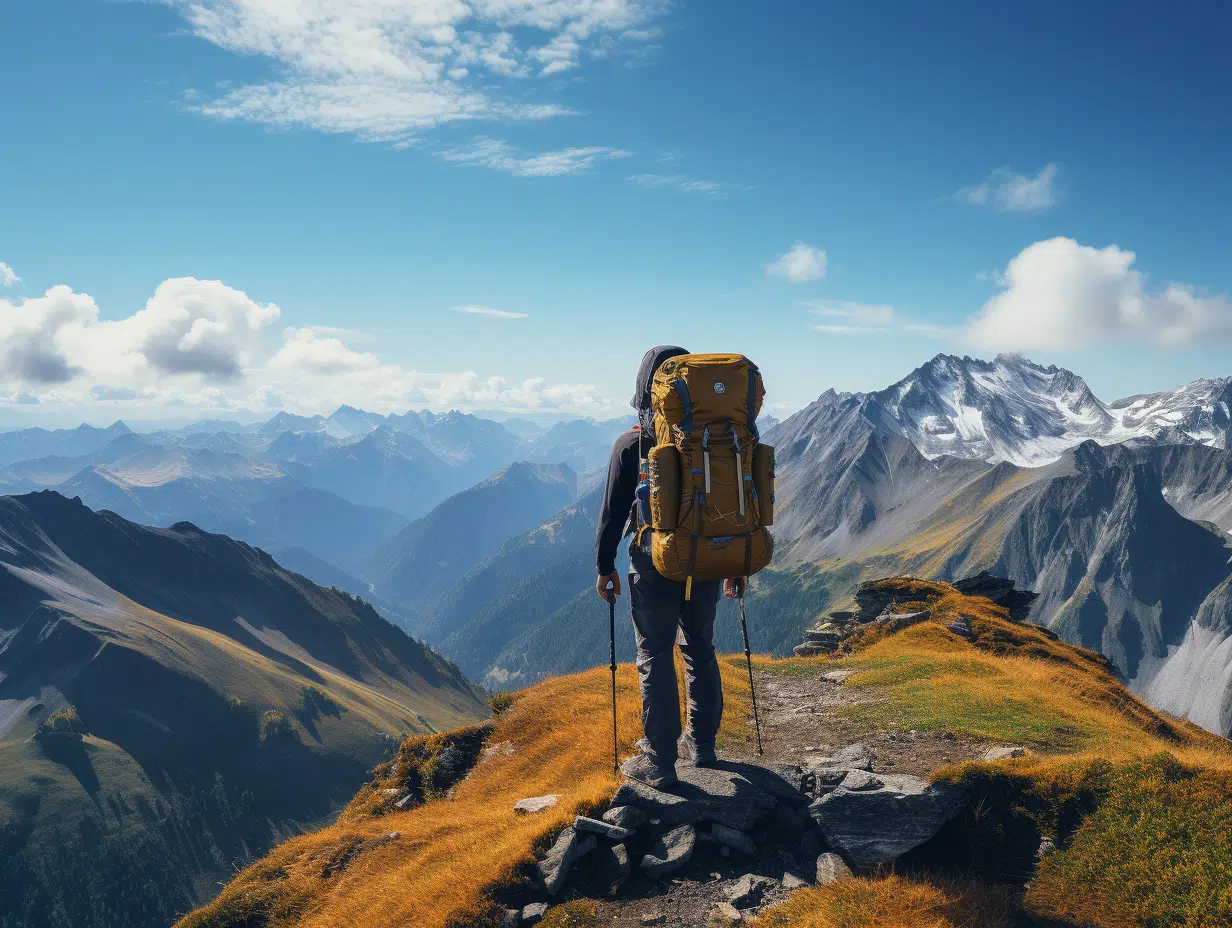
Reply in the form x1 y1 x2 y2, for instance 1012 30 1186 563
586 664 994 927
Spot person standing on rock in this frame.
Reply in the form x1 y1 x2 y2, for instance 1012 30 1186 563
595 345 742 789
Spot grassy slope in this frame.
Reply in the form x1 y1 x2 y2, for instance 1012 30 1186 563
180 579 1232 928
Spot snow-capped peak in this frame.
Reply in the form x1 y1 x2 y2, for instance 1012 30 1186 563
844 353 1232 467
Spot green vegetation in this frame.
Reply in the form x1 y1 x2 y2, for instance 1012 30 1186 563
1024 756 1232 925
538 900 597 928
345 724 494 819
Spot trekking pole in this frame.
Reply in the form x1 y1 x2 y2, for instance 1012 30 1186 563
737 582 764 755
608 596 619 774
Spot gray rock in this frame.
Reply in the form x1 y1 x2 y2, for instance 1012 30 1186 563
602 804 647 832
500 907 520 928
711 823 756 855
708 902 744 926
727 873 776 909
821 670 856 684
395 793 415 810
983 745 1027 762
815 852 853 885
732 762 810 808
799 830 822 858
809 774 968 867
640 913 666 926
612 765 777 831
640 824 696 878
574 814 634 841
514 794 559 814
774 804 808 834
593 842 631 887
793 642 834 657
840 770 883 791
946 621 974 639
537 827 597 895
782 871 809 890
522 902 548 924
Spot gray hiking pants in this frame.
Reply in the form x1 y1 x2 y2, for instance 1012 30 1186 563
628 548 722 767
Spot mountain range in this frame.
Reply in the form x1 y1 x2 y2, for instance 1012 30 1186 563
364 354 1232 741
0 490 487 928
0 410 630 600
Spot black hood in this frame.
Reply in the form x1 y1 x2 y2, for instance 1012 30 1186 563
631 345 689 428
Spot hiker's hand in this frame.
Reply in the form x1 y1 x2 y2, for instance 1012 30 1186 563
597 571 621 602
724 578 745 599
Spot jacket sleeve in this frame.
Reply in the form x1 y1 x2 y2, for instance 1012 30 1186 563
595 430 640 576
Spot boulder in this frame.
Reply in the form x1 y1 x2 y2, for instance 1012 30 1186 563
640 824 696 878
514 795 559 815
574 814 634 841
708 902 744 926
612 765 777 831
815 852 853 885
500 908 520 928
711 823 756 855
773 804 809 834
522 902 548 924
537 827 597 895
821 670 856 684
946 620 974 639
593 842 631 887
793 642 834 657
640 913 666 925
983 745 1027 762
782 871 809 890
727 873 775 909
602 805 647 832
808 774 968 867
839 770 883 791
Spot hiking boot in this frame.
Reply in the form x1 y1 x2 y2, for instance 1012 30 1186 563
683 735 718 767
620 753 678 789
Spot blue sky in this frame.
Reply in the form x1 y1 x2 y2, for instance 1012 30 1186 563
2 0 1230 426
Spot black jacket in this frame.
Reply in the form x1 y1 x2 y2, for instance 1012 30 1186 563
595 345 689 576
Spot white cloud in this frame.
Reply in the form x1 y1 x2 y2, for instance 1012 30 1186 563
0 262 20 287
803 299 894 326
167 0 667 142
627 173 728 196
765 242 827 283
0 275 608 416
957 164 1059 213
451 304 528 318
0 285 99 383
441 137 632 176
963 237 1232 351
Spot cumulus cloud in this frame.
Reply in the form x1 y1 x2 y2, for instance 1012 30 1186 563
0 262 20 287
167 0 667 142
765 242 827 283
441 138 632 176
963 237 1232 351
0 275 608 416
451 304 528 318
0 285 100 383
121 278 281 379
957 164 1059 213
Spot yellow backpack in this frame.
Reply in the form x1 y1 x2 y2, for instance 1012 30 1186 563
639 353 775 598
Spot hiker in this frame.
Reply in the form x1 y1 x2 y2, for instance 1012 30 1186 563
595 345 743 789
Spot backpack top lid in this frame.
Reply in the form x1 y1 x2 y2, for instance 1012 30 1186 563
649 353 764 439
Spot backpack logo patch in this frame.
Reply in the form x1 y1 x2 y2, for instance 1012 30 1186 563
713 382 726 395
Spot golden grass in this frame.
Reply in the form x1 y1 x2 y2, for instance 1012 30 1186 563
177 655 756 928
182 576 1232 928
748 875 1016 928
